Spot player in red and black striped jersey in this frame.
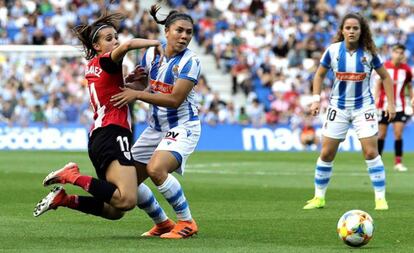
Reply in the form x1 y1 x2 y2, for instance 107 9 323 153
33 12 172 230
375 44 414 172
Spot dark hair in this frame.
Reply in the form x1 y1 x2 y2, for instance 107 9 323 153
149 4 193 28
392 43 406 51
73 12 125 60
333 13 377 55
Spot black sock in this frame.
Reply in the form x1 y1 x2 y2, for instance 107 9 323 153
88 178 117 203
378 139 385 155
395 139 403 157
76 196 104 216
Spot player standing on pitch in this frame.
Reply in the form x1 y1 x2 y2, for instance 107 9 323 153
111 4 201 239
375 44 413 172
303 13 396 211
33 12 167 222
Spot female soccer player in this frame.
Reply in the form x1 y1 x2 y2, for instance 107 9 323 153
375 44 413 172
303 13 396 211
33 12 169 224
111 5 201 239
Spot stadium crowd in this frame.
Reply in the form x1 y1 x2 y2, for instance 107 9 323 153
0 0 413 129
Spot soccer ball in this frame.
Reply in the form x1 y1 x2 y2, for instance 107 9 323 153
337 210 374 247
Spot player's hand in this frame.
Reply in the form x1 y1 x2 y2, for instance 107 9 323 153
310 102 320 116
385 104 396 122
111 87 140 108
125 65 147 83
125 65 148 90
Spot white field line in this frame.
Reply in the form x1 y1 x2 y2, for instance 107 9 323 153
185 162 368 177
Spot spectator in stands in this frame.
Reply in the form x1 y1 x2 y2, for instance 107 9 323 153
62 96 79 123
231 54 251 95
300 113 319 149
12 98 30 126
247 98 265 127
265 108 279 125
219 101 238 124
31 104 46 123
204 103 219 126
238 106 250 125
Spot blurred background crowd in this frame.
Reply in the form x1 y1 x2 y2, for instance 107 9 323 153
0 0 413 130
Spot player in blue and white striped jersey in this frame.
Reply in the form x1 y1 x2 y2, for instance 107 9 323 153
111 4 200 239
303 13 396 211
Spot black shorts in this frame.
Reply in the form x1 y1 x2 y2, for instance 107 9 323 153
88 124 134 180
378 111 410 125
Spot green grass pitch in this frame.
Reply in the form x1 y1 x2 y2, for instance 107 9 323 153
0 151 413 252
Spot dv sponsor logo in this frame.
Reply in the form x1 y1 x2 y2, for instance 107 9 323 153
365 113 376 121
165 131 179 141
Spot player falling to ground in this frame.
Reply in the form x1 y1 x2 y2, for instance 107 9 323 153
33 12 171 226
111 4 201 239
303 13 396 211
375 44 414 172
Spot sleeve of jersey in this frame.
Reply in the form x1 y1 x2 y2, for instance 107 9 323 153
99 52 122 73
371 54 383 69
141 48 151 72
178 56 201 85
319 47 331 69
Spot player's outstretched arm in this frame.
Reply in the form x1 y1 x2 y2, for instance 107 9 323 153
111 39 163 63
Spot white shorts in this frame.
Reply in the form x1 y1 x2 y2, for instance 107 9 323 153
322 105 378 140
131 121 201 175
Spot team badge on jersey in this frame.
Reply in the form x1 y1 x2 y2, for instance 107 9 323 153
172 65 179 79
360 56 369 66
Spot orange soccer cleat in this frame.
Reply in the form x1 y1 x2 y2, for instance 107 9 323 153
141 219 176 237
160 220 198 239
33 186 67 217
43 162 81 186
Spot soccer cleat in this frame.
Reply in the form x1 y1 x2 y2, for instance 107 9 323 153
375 198 389 210
33 186 67 217
43 162 80 186
394 163 408 172
141 219 175 237
160 220 198 239
303 197 325 209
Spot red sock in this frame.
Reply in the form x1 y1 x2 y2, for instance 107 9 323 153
395 156 402 165
65 195 79 209
74 176 93 191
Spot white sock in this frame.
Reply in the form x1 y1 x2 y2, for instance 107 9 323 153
157 174 192 221
137 183 168 224
314 157 333 198
366 156 386 200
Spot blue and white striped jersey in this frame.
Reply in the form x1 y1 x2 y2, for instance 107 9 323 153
141 47 201 131
320 41 383 110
